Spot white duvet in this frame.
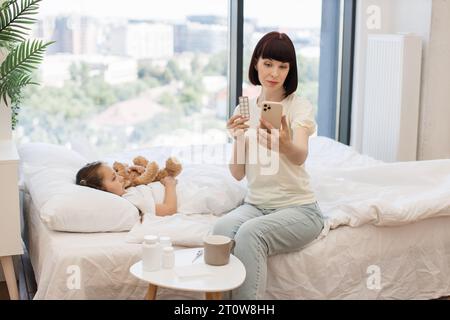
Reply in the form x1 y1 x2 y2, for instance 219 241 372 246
311 159 450 234
126 138 450 245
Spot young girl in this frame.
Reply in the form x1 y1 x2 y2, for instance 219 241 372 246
213 32 324 299
76 161 178 217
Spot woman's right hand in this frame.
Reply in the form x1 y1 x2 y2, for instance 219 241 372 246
227 115 249 140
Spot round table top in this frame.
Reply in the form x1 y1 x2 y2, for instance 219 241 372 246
130 247 246 293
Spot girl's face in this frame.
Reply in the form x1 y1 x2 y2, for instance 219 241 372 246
99 165 126 196
255 57 290 92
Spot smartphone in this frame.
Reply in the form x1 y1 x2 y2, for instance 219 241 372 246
260 101 283 129
238 96 250 119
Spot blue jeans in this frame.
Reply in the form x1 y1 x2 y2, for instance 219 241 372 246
213 202 324 300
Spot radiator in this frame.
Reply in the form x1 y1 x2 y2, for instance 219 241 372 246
362 34 422 162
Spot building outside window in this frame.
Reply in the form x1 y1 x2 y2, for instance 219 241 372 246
242 0 322 114
15 0 327 155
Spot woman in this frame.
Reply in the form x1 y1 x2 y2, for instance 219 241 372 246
213 31 324 299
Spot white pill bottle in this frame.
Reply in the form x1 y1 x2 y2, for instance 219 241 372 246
162 246 175 269
142 235 162 272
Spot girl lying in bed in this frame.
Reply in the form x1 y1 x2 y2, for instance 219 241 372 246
76 161 178 218
75 161 243 221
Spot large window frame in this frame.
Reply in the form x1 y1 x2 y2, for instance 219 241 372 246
338 0 356 145
227 0 244 119
227 0 357 145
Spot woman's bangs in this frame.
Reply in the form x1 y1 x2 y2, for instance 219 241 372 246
260 39 295 63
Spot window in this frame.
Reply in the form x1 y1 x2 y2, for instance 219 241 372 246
16 0 350 152
16 0 229 155
242 0 322 115
236 0 352 142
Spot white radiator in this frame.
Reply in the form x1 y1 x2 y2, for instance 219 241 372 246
362 34 422 162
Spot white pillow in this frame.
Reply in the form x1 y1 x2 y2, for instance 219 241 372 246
19 143 139 232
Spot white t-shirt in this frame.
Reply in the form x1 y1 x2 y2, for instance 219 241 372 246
122 184 157 216
233 94 317 208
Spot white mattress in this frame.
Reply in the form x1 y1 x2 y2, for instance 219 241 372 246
26 192 450 300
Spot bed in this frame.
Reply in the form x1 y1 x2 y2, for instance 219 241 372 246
21 137 450 299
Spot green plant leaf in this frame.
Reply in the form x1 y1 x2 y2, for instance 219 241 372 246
0 39 53 81
0 0 53 130
0 0 41 43
0 39 53 107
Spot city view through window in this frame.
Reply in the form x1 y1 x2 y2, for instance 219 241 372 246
15 0 322 156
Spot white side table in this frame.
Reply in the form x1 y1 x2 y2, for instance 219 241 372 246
130 247 246 300
0 140 23 300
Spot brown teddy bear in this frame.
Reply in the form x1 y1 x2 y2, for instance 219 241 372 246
113 156 182 189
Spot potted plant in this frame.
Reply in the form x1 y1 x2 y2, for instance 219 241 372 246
0 0 53 129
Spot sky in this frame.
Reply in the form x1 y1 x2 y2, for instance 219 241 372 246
38 0 322 28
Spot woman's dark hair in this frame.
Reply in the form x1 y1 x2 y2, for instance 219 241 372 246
248 31 298 97
76 161 105 191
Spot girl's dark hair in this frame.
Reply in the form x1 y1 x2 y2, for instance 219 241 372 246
76 161 105 191
248 31 298 97
76 161 144 223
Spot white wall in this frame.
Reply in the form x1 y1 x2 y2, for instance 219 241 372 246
0 101 12 140
0 48 12 140
0 0 10 141
391 0 432 39
416 0 450 160
351 0 450 160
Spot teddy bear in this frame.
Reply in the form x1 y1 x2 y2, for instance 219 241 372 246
112 156 182 189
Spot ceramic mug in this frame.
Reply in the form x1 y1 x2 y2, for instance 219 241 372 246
203 235 235 266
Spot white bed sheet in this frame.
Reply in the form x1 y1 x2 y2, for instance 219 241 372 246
26 192 450 300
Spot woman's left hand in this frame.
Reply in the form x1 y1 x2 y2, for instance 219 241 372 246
258 115 292 153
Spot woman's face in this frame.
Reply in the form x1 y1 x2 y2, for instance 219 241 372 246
99 165 126 196
255 57 290 92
